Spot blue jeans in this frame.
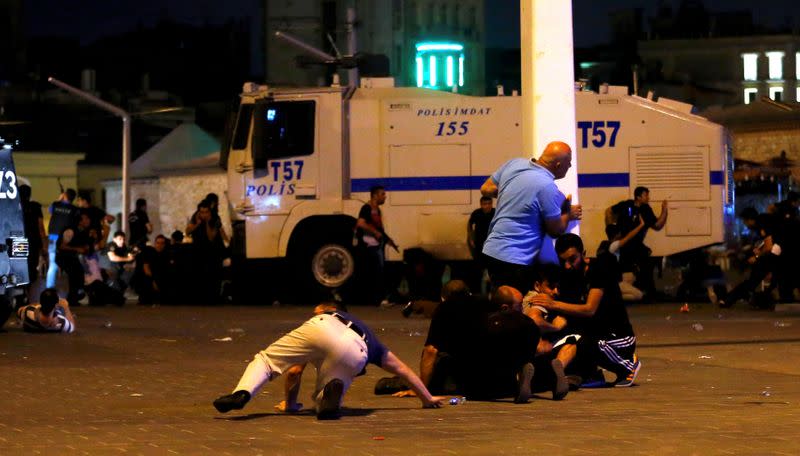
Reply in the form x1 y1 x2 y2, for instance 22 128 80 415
46 235 59 288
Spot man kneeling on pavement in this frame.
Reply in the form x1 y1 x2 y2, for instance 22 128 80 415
529 233 641 387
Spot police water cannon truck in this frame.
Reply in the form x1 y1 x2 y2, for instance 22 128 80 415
220 77 732 296
0 146 30 324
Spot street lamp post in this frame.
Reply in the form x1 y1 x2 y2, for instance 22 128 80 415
47 77 132 234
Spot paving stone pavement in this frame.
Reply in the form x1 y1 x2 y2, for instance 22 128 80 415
1 302 799 455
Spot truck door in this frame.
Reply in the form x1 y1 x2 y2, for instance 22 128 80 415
246 98 319 214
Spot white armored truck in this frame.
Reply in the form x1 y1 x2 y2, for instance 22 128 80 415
0 147 30 324
221 80 732 295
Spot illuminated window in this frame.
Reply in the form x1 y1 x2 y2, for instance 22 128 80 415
415 42 465 90
744 88 758 104
796 87 800 102
766 51 785 80
458 55 464 87
769 86 783 101
742 53 758 81
796 52 800 80
446 56 454 87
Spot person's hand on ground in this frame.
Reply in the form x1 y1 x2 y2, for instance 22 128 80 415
422 396 445 408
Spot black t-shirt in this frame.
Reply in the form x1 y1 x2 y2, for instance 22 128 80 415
48 201 78 236
109 244 131 262
484 310 539 366
22 200 43 252
557 254 632 339
614 200 656 246
356 203 384 247
425 295 492 359
128 209 150 245
137 246 171 280
584 254 633 338
468 208 495 252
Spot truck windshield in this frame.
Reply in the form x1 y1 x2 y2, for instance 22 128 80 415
259 100 315 159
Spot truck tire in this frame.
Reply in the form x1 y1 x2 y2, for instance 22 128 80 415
311 243 355 289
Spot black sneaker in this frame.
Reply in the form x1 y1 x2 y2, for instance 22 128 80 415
551 359 569 401
317 379 345 420
514 363 534 404
213 390 251 413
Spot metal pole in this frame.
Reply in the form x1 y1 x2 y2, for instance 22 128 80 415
274 31 338 62
122 114 131 234
346 7 358 87
48 77 131 233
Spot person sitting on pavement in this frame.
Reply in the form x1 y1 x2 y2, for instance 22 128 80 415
530 233 641 388
17 288 76 334
522 265 577 398
391 282 541 403
481 285 541 403
212 301 444 420
388 280 491 397
107 231 135 292
133 235 173 305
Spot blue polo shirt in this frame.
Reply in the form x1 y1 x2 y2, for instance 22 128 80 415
482 158 565 265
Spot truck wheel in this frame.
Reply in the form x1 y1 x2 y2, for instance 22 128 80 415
311 243 355 289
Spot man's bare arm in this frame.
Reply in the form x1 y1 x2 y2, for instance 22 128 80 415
58 299 76 329
381 351 444 408
275 364 306 412
531 288 603 318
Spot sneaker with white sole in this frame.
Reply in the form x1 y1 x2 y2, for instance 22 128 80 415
614 356 641 387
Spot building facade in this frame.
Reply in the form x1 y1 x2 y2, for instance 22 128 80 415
639 35 800 108
265 0 485 94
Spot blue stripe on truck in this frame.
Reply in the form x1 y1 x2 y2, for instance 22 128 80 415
351 171 725 192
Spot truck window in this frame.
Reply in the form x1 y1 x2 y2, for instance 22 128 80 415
232 104 255 150
260 100 316 159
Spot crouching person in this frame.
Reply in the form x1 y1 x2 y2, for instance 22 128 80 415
213 302 444 419
17 288 76 334
530 233 641 387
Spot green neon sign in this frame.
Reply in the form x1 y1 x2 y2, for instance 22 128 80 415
414 42 465 89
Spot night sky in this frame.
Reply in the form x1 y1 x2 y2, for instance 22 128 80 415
23 0 800 51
